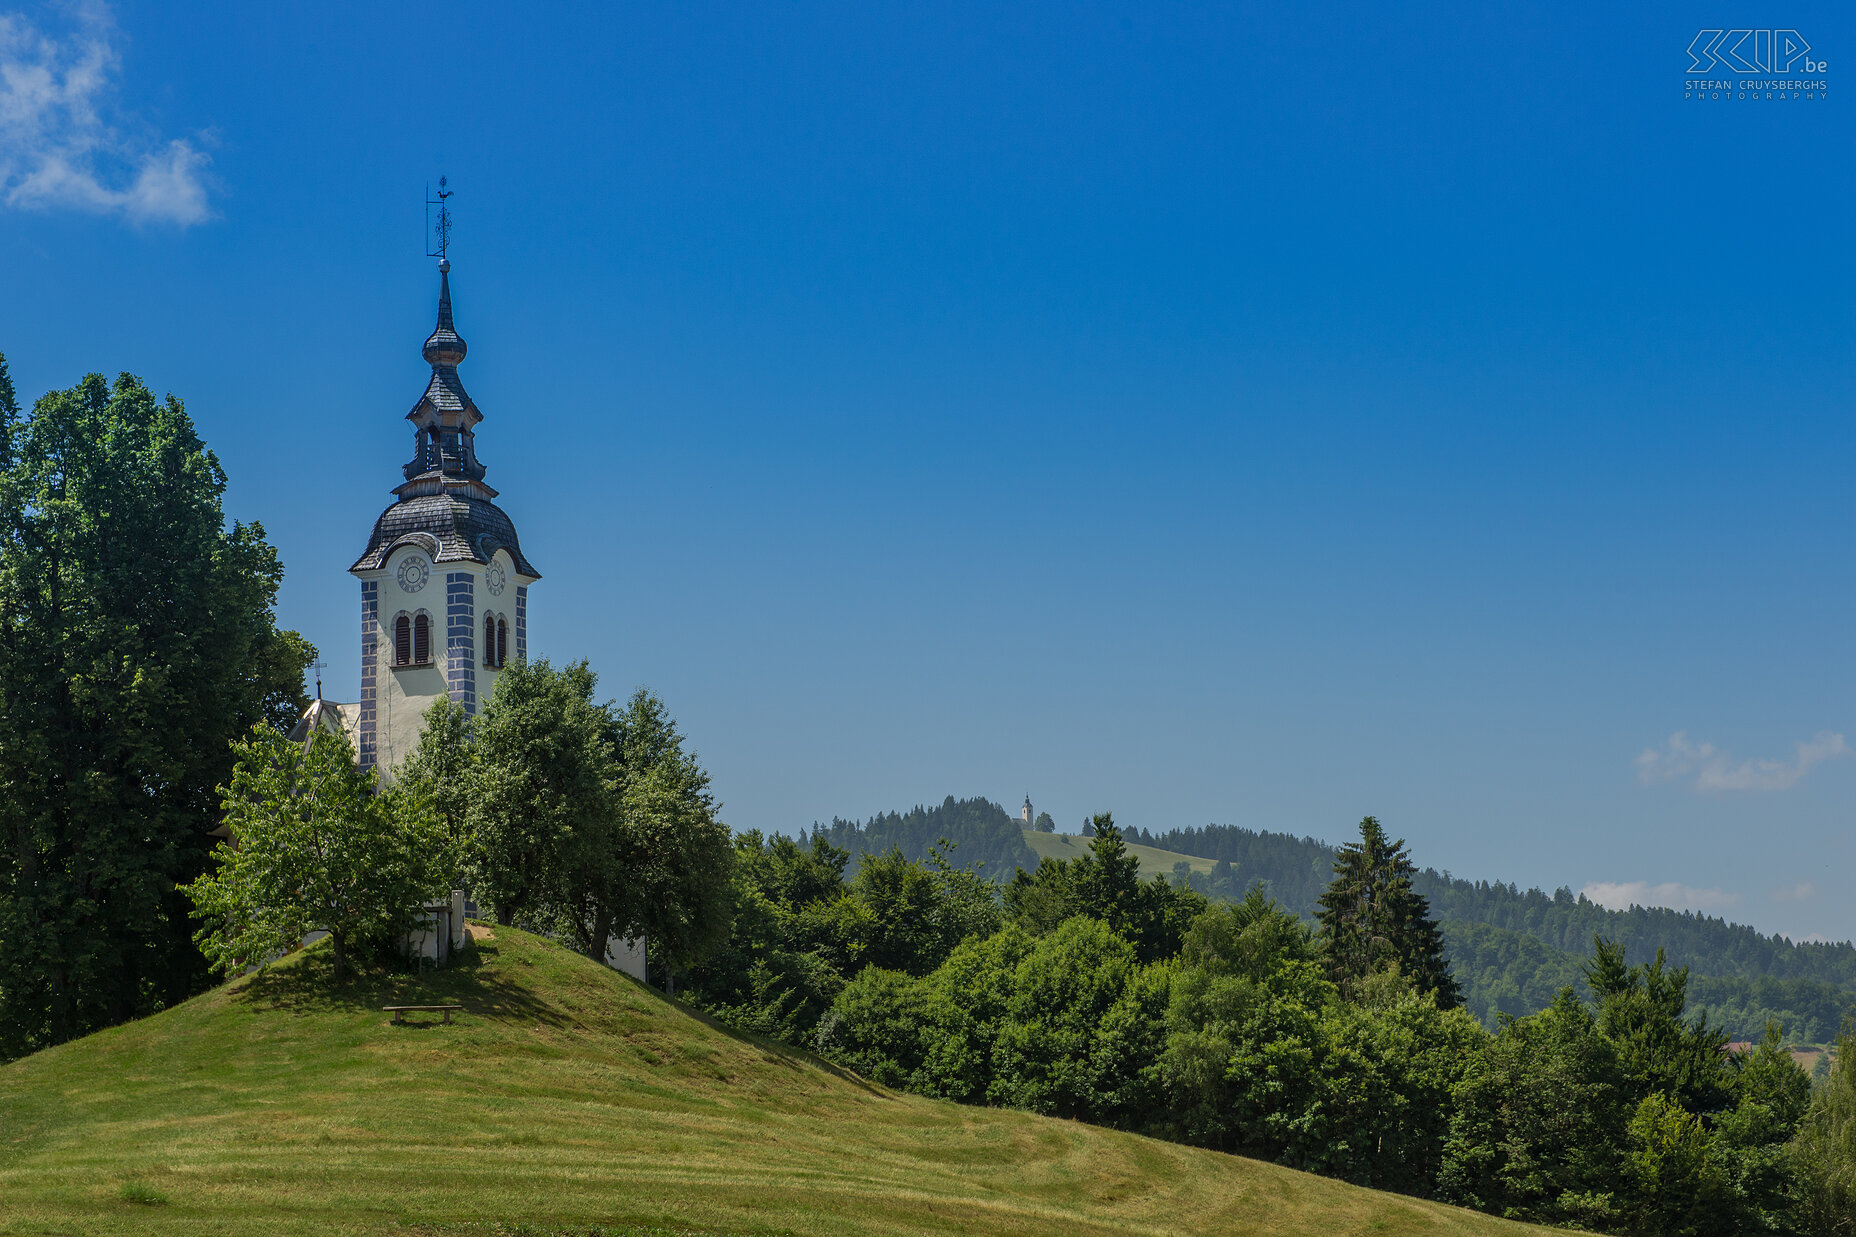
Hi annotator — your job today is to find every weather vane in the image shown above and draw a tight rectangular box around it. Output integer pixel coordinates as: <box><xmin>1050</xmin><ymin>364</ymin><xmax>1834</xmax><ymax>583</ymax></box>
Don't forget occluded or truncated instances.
<box><xmin>425</xmin><ymin>176</ymin><xmax>453</xmax><ymax>261</ymax></box>
<box><xmin>311</xmin><ymin>658</ymin><xmax>327</xmax><ymax>700</ymax></box>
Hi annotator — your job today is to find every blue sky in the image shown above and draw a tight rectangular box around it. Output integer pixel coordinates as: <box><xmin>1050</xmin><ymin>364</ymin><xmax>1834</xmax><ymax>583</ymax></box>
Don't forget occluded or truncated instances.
<box><xmin>2</xmin><ymin>2</ymin><xmax>1853</xmax><ymax>941</ymax></box>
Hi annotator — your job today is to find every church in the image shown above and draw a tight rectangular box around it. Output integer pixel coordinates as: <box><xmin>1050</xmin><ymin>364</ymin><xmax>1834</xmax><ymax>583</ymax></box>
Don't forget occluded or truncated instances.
<box><xmin>295</xmin><ymin>256</ymin><xmax>647</xmax><ymax>980</ymax></box>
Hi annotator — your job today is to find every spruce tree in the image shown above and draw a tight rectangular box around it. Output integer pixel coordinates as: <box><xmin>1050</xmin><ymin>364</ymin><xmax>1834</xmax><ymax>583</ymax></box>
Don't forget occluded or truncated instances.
<box><xmin>1315</xmin><ymin>816</ymin><xmax>1460</xmax><ymax>1007</ymax></box>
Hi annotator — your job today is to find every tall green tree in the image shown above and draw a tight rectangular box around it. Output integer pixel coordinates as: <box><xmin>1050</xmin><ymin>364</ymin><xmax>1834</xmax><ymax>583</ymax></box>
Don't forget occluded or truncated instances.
<box><xmin>595</xmin><ymin>689</ymin><xmax>733</xmax><ymax>975</ymax></box>
<box><xmin>466</xmin><ymin>659</ymin><xmax>617</xmax><ymax>928</ymax></box>
<box><xmin>1790</xmin><ymin>1029</ymin><xmax>1856</xmax><ymax>1236</ymax></box>
<box><xmin>183</xmin><ymin>727</ymin><xmax>453</xmax><ymax>979</ymax></box>
<box><xmin>1316</xmin><ymin>816</ymin><xmax>1460</xmax><ymax>1007</ymax></box>
<box><xmin>1584</xmin><ymin>937</ymin><xmax>1733</xmax><ymax>1115</ymax></box>
<box><xmin>397</xmin><ymin>695</ymin><xmax>475</xmax><ymax>861</ymax></box>
<box><xmin>0</xmin><ymin>368</ymin><xmax>312</xmax><ymax>1056</ymax></box>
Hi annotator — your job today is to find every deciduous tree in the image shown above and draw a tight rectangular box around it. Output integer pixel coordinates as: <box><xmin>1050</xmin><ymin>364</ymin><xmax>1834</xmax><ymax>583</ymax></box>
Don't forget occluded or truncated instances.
<box><xmin>0</xmin><ymin>367</ymin><xmax>312</xmax><ymax>1055</ymax></box>
<box><xmin>467</xmin><ymin>659</ymin><xmax>616</xmax><ymax>928</ymax></box>
<box><xmin>184</xmin><ymin>727</ymin><xmax>452</xmax><ymax>979</ymax></box>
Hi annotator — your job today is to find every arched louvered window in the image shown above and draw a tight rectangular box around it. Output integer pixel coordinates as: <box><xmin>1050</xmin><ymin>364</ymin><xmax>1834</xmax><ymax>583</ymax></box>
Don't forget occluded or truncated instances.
<box><xmin>483</xmin><ymin>613</ymin><xmax>497</xmax><ymax>667</ymax></box>
<box><xmin>413</xmin><ymin>613</ymin><xmax>431</xmax><ymax>665</ymax></box>
<box><xmin>497</xmin><ymin>618</ymin><xmax>508</xmax><ymax>668</ymax></box>
<box><xmin>395</xmin><ymin>614</ymin><xmax>412</xmax><ymax>666</ymax></box>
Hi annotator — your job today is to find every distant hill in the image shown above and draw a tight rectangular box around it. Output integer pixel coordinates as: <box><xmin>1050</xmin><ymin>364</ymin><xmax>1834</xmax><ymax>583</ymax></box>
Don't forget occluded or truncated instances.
<box><xmin>0</xmin><ymin>925</ymin><xmax>1558</xmax><ymax>1237</ymax></box>
<box><xmin>810</xmin><ymin>794</ymin><xmax>1039</xmax><ymax>879</ymax></box>
<box><xmin>1022</xmin><ymin>828</ymin><xmax>1216</xmax><ymax>881</ymax></box>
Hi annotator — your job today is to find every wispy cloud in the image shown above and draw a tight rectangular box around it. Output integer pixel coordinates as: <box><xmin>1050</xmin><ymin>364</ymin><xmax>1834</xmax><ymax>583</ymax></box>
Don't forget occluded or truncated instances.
<box><xmin>1635</xmin><ymin>730</ymin><xmax>1848</xmax><ymax>792</ymax></box>
<box><xmin>0</xmin><ymin>5</ymin><xmax>212</xmax><ymax>224</ymax></box>
<box><xmin>1772</xmin><ymin>881</ymin><xmax>1817</xmax><ymax>902</ymax></box>
<box><xmin>1581</xmin><ymin>880</ymin><xmax>1742</xmax><ymax>914</ymax></box>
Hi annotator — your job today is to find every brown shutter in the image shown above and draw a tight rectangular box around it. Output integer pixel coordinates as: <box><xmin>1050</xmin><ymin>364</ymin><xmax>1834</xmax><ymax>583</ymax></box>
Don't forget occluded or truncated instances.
<box><xmin>395</xmin><ymin>615</ymin><xmax>412</xmax><ymax>666</ymax></box>
<box><xmin>414</xmin><ymin>614</ymin><xmax>430</xmax><ymax>665</ymax></box>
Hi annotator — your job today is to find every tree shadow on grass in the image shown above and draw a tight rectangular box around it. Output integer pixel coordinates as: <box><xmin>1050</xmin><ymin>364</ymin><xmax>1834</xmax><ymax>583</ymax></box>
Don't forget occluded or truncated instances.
<box><xmin>234</xmin><ymin>937</ymin><xmax>581</xmax><ymax>1031</ymax></box>
<box><xmin>232</xmin><ymin>931</ymin><xmax>891</xmax><ymax>1097</ymax></box>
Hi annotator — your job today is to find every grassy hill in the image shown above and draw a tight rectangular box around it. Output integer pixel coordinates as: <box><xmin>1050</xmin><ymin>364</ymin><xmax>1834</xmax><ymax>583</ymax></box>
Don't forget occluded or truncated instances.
<box><xmin>1021</xmin><ymin>829</ymin><xmax>1215</xmax><ymax>883</ymax></box>
<box><xmin>0</xmin><ymin>926</ymin><xmax>1552</xmax><ymax>1237</ymax></box>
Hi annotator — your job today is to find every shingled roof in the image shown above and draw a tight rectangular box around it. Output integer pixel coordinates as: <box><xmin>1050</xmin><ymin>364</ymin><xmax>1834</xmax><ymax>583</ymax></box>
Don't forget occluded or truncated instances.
<box><xmin>351</xmin><ymin>487</ymin><xmax>538</xmax><ymax>576</ymax></box>
<box><xmin>350</xmin><ymin>260</ymin><xmax>540</xmax><ymax>580</ymax></box>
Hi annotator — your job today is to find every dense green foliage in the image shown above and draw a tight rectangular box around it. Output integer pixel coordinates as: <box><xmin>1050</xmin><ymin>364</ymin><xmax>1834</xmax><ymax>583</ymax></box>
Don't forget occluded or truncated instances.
<box><xmin>1792</xmin><ymin>1031</ymin><xmax>1856</xmax><ymax>1234</ymax></box>
<box><xmin>1139</xmin><ymin>821</ymin><xmax>1856</xmax><ymax>990</ymax></box>
<box><xmin>684</xmin><ymin>829</ymin><xmax>1001</xmax><ymax>1035</ymax></box>
<box><xmin>1132</xmin><ymin>820</ymin><xmax>1856</xmax><ymax>1041</ymax></box>
<box><xmin>184</xmin><ymin>727</ymin><xmax>454</xmax><ymax>978</ymax></box>
<box><xmin>1441</xmin><ymin>921</ymin><xmax>1856</xmax><ymax>1041</ymax></box>
<box><xmin>462</xmin><ymin>660</ymin><xmax>617</xmax><ymax>929</ymax></box>
<box><xmin>812</xmin><ymin>795</ymin><xmax>1037</xmax><ymax>880</ymax></box>
<box><xmin>0</xmin><ymin>365</ymin><xmax>312</xmax><ymax>1057</ymax></box>
<box><xmin>811</xmin><ymin>801</ymin><xmax>1855</xmax><ymax>1039</ymax></box>
<box><xmin>403</xmin><ymin>665</ymin><xmax>733</xmax><ymax>969</ymax></box>
<box><xmin>1002</xmin><ymin>815</ymin><xmax>1207</xmax><ymax>963</ymax></box>
<box><xmin>1142</xmin><ymin>823</ymin><xmax>1341</xmax><ymax>909</ymax></box>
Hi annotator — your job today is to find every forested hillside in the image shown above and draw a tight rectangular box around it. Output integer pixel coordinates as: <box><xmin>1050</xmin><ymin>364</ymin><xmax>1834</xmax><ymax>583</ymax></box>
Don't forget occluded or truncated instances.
<box><xmin>1135</xmin><ymin>822</ymin><xmax>1856</xmax><ymax>1039</ymax></box>
<box><xmin>809</xmin><ymin>803</ymin><xmax>1856</xmax><ymax>1039</ymax></box>
<box><xmin>811</xmin><ymin>795</ymin><xmax>1038</xmax><ymax>878</ymax></box>
<box><xmin>1139</xmin><ymin>823</ymin><xmax>1856</xmax><ymax>973</ymax></box>
<box><xmin>1442</xmin><ymin>920</ymin><xmax>1856</xmax><ymax>1040</ymax></box>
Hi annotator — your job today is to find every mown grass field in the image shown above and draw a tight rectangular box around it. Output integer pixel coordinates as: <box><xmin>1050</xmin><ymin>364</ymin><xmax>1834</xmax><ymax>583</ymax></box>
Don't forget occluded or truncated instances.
<box><xmin>0</xmin><ymin>925</ymin><xmax>1551</xmax><ymax>1237</ymax></box>
<box><xmin>1021</xmin><ymin>829</ymin><xmax>1216</xmax><ymax>882</ymax></box>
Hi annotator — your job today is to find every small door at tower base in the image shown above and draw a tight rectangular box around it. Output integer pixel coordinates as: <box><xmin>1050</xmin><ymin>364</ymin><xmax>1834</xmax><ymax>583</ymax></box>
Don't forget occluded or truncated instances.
<box><xmin>605</xmin><ymin>933</ymin><xmax>646</xmax><ymax>982</ymax></box>
<box><xmin>402</xmin><ymin>890</ymin><xmax>470</xmax><ymax>964</ymax></box>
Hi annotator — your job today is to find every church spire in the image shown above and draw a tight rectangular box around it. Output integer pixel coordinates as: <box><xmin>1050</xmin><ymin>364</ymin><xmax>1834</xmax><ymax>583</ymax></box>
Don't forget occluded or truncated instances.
<box><xmin>422</xmin><ymin>258</ymin><xmax>467</xmax><ymax>368</ymax></box>
<box><xmin>401</xmin><ymin>256</ymin><xmax>487</xmax><ymax>486</ymax></box>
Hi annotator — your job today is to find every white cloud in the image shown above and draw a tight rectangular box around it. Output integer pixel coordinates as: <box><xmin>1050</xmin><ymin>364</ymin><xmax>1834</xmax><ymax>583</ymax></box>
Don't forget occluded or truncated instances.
<box><xmin>1635</xmin><ymin>730</ymin><xmax>1848</xmax><ymax>792</ymax></box>
<box><xmin>1581</xmin><ymin>880</ymin><xmax>1742</xmax><ymax>914</ymax></box>
<box><xmin>1772</xmin><ymin>881</ymin><xmax>1818</xmax><ymax>902</ymax></box>
<box><xmin>0</xmin><ymin>5</ymin><xmax>212</xmax><ymax>224</ymax></box>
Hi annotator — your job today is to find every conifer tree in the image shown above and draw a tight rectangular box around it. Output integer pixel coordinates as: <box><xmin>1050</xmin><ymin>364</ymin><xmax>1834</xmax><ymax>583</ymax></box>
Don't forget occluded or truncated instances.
<box><xmin>1315</xmin><ymin>816</ymin><xmax>1460</xmax><ymax>1007</ymax></box>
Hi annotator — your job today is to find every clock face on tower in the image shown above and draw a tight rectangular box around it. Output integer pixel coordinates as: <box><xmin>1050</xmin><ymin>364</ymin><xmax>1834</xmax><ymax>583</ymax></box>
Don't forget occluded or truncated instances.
<box><xmin>485</xmin><ymin>562</ymin><xmax>507</xmax><ymax>596</ymax></box>
<box><xmin>397</xmin><ymin>555</ymin><xmax>431</xmax><ymax>594</ymax></box>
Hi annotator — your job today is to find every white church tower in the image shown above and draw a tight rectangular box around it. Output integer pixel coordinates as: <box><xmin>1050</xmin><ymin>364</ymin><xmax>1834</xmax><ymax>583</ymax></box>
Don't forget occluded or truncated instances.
<box><xmin>348</xmin><ymin>257</ymin><xmax>540</xmax><ymax>773</ymax></box>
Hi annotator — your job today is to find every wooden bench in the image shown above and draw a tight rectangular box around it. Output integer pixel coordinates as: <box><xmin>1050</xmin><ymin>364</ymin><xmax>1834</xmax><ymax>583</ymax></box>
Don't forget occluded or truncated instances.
<box><xmin>384</xmin><ymin>1004</ymin><xmax>462</xmax><ymax>1024</ymax></box>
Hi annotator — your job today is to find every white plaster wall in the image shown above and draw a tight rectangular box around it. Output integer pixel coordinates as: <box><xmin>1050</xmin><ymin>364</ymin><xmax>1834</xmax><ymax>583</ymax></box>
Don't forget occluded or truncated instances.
<box><xmin>605</xmin><ymin>935</ymin><xmax>646</xmax><ymax>982</ymax></box>
<box><xmin>361</xmin><ymin>547</ymin><xmax>536</xmax><ymax>778</ymax></box>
